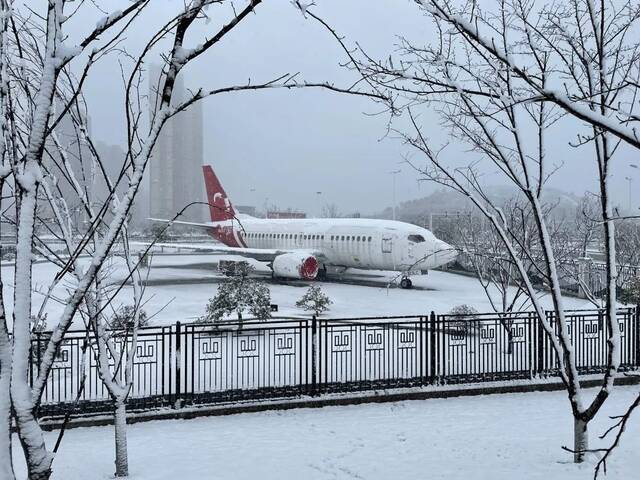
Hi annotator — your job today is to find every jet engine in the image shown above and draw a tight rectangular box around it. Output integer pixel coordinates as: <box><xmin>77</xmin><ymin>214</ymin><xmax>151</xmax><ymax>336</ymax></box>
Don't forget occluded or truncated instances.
<box><xmin>272</xmin><ymin>253</ymin><xmax>319</xmax><ymax>280</ymax></box>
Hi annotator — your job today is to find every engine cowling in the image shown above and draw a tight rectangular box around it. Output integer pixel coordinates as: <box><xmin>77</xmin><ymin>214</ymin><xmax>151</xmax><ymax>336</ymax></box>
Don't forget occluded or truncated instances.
<box><xmin>272</xmin><ymin>253</ymin><xmax>319</xmax><ymax>280</ymax></box>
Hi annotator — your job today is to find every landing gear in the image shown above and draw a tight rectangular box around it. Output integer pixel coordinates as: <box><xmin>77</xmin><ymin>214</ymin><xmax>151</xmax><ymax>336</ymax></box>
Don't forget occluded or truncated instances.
<box><xmin>317</xmin><ymin>265</ymin><xmax>328</xmax><ymax>281</ymax></box>
<box><xmin>400</xmin><ymin>277</ymin><xmax>413</xmax><ymax>289</ymax></box>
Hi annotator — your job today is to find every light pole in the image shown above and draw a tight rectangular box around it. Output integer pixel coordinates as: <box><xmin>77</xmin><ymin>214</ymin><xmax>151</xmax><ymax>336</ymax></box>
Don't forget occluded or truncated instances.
<box><xmin>625</xmin><ymin>176</ymin><xmax>633</xmax><ymax>211</ymax></box>
<box><xmin>389</xmin><ymin>169</ymin><xmax>401</xmax><ymax>221</ymax></box>
<box><xmin>316</xmin><ymin>191</ymin><xmax>322</xmax><ymax>217</ymax></box>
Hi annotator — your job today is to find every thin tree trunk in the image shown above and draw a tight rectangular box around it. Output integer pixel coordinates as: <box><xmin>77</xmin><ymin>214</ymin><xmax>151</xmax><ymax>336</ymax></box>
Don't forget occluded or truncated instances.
<box><xmin>0</xmin><ymin>319</ymin><xmax>15</xmax><ymax>480</ymax></box>
<box><xmin>114</xmin><ymin>399</ymin><xmax>129</xmax><ymax>477</ymax></box>
<box><xmin>12</xmin><ymin>191</ymin><xmax>53</xmax><ymax>480</ymax></box>
<box><xmin>573</xmin><ymin>417</ymin><xmax>588</xmax><ymax>463</ymax></box>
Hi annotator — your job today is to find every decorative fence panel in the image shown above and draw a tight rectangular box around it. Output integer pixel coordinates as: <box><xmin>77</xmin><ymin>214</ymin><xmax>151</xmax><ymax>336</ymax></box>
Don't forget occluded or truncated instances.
<box><xmin>30</xmin><ymin>308</ymin><xmax>640</xmax><ymax>418</ymax></box>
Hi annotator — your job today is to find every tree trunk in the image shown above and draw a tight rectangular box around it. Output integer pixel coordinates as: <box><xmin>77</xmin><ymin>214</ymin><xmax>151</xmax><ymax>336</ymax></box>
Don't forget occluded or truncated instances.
<box><xmin>573</xmin><ymin>417</ymin><xmax>588</xmax><ymax>463</ymax></box>
<box><xmin>114</xmin><ymin>399</ymin><xmax>129</xmax><ymax>477</ymax></box>
<box><xmin>506</xmin><ymin>327</ymin><xmax>513</xmax><ymax>355</ymax></box>
<box><xmin>12</xmin><ymin>192</ymin><xmax>52</xmax><ymax>480</ymax></box>
<box><xmin>237</xmin><ymin>311</ymin><xmax>243</xmax><ymax>332</ymax></box>
<box><xmin>14</xmin><ymin>407</ymin><xmax>52</xmax><ymax>480</ymax></box>
<box><xmin>0</xmin><ymin>327</ymin><xmax>15</xmax><ymax>480</ymax></box>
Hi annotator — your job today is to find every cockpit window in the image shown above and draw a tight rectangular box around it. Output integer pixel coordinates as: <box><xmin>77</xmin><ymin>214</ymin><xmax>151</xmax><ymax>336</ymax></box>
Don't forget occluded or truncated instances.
<box><xmin>408</xmin><ymin>234</ymin><xmax>425</xmax><ymax>243</ymax></box>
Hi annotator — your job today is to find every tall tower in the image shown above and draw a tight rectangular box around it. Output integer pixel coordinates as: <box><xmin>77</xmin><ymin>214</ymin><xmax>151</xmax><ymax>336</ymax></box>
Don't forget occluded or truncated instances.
<box><xmin>149</xmin><ymin>65</ymin><xmax>205</xmax><ymax>222</ymax></box>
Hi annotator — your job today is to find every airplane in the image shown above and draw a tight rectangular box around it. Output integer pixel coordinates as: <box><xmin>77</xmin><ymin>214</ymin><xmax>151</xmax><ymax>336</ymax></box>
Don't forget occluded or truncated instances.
<box><xmin>150</xmin><ymin>165</ymin><xmax>459</xmax><ymax>289</ymax></box>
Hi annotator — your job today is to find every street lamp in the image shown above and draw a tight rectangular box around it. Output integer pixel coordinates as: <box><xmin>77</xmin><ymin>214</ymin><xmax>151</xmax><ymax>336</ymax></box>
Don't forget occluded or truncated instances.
<box><xmin>316</xmin><ymin>191</ymin><xmax>322</xmax><ymax>217</ymax></box>
<box><xmin>389</xmin><ymin>169</ymin><xmax>401</xmax><ymax>221</ymax></box>
<box><xmin>625</xmin><ymin>176</ymin><xmax>633</xmax><ymax>211</ymax></box>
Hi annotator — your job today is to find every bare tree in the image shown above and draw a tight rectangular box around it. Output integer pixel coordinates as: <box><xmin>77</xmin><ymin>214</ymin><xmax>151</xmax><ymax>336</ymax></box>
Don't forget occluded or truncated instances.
<box><xmin>321</xmin><ymin>203</ymin><xmax>341</xmax><ymax>218</ymax></box>
<box><xmin>0</xmin><ymin>3</ymin><xmax>13</xmax><ymax>477</ymax></box>
<box><xmin>615</xmin><ymin>219</ymin><xmax>640</xmax><ymax>287</ymax></box>
<box><xmin>455</xmin><ymin>205</ymin><xmax>531</xmax><ymax>353</ymax></box>
<box><xmin>312</xmin><ymin>0</ymin><xmax>640</xmax><ymax>464</ymax></box>
<box><xmin>0</xmin><ymin>1</ymin><xmax>384</xmax><ymax>478</ymax></box>
<box><xmin>575</xmin><ymin>194</ymin><xmax>602</xmax><ymax>259</ymax></box>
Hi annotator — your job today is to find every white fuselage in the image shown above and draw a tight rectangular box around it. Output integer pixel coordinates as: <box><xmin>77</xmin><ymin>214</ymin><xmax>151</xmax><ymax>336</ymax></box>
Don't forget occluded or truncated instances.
<box><xmin>215</xmin><ymin>217</ymin><xmax>457</xmax><ymax>272</ymax></box>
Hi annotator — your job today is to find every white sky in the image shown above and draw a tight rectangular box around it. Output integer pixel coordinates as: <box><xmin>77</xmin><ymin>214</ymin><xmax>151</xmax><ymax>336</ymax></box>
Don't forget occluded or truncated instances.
<box><xmin>55</xmin><ymin>0</ymin><xmax>640</xmax><ymax>215</ymax></box>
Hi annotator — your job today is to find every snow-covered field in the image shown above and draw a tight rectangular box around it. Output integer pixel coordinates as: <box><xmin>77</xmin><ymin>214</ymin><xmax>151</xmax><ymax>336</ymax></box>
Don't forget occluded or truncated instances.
<box><xmin>18</xmin><ymin>252</ymin><xmax>597</xmax><ymax>327</ymax></box>
<box><xmin>12</xmin><ymin>386</ymin><xmax>640</xmax><ymax>479</ymax></box>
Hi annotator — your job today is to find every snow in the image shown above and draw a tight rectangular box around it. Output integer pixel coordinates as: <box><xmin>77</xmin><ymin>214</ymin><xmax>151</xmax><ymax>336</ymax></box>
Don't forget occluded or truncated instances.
<box><xmin>173</xmin><ymin>46</ymin><xmax>193</xmax><ymax>64</ymax></box>
<box><xmin>95</xmin><ymin>10</ymin><xmax>122</xmax><ymax>30</ymax></box>
<box><xmin>10</xmin><ymin>253</ymin><xmax>595</xmax><ymax>327</ymax></box>
<box><xmin>12</xmin><ymin>385</ymin><xmax>640</xmax><ymax>479</ymax></box>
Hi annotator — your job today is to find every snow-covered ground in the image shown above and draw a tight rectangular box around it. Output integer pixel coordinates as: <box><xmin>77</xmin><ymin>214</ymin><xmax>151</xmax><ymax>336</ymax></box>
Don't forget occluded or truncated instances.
<box><xmin>17</xmin><ymin>252</ymin><xmax>597</xmax><ymax>327</ymax></box>
<box><xmin>12</xmin><ymin>386</ymin><xmax>640</xmax><ymax>479</ymax></box>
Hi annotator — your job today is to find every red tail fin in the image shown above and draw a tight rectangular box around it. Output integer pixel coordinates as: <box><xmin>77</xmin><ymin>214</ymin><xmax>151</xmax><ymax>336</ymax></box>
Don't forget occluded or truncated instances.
<box><xmin>202</xmin><ymin>165</ymin><xmax>235</xmax><ymax>222</ymax></box>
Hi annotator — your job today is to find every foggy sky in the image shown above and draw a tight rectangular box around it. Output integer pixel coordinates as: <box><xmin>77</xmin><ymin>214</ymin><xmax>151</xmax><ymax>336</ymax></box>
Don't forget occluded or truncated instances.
<box><xmin>61</xmin><ymin>0</ymin><xmax>640</xmax><ymax>217</ymax></box>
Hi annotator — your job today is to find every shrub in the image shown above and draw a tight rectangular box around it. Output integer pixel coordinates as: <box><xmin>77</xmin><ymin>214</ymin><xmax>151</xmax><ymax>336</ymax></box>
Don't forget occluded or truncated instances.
<box><xmin>448</xmin><ymin>304</ymin><xmax>480</xmax><ymax>334</ymax></box>
<box><xmin>109</xmin><ymin>305</ymin><xmax>149</xmax><ymax>331</ymax></box>
<box><xmin>296</xmin><ymin>285</ymin><xmax>332</xmax><ymax>316</ymax></box>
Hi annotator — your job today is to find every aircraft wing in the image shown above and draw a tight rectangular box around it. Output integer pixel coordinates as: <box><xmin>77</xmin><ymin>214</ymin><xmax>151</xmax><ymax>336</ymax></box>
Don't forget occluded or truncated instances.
<box><xmin>145</xmin><ymin>218</ymin><xmax>326</xmax><ymax>262</ymax></box>
<box><xmin>148</xmin><ymin>218</ymin><xmax>214</xmax><ymax>229</ymax></box>
<box><xmin>134</xmin><ymin>241</ymin><xmax>325</xmax><ymax>263</ymax></box>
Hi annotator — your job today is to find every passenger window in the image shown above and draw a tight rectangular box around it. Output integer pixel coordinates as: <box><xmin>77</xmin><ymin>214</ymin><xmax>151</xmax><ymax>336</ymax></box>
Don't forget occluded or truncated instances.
<box><xmin>368</xmin><ymin>237</ymin><xmax>372</xmax><ymax>242</ymax></box>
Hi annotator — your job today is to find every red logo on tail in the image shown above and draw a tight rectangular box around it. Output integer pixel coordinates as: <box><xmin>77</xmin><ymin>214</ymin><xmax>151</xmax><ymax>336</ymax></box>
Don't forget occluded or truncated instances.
<box><xmin>202</xmin><ymin>165</ymin><xmax>235</xmax><ymax>222</ymax></box>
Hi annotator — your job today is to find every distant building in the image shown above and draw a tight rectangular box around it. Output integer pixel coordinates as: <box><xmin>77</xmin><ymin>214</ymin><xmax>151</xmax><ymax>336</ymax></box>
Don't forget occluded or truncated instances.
<box><xmin>236</xmin><ymin>205</ymin><xmax>257</xmax><ymax>217</ymax></box>
<box><xmin>149</xmin><ymin>65</ymin><xmax>205</xmax><ymax>222</ymax></box>
<box><xmin>266</xmin><ymin>210</ymin><xmax>306</xmax><ymax>219</ymax></box>
<box><xmin>93</xmin><ymin>141</ymin><xmax>126</xmax><ymax>201</ymax></box>
<box><xmin>93</xmin><ymin>141</ymin><xmax>150</xmax><ymax>228</ymax></box>
<box><xmin>42</xmin><ymin>111</ymin><xmax>93</xmax><ymax>230</ymax></box>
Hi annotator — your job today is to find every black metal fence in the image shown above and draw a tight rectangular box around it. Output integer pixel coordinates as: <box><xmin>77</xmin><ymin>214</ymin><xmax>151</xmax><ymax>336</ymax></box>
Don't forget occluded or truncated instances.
<box><xmin>31</xmin><ymin>308</ymin><xmax>640</xmax><ymax>417</ymax></box>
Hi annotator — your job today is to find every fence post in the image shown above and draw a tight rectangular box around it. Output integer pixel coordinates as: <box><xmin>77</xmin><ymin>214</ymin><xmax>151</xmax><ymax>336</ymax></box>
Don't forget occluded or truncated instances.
<box><xmin>174</xmin><ymin>321</ymin><xmax>182</xmax><ymax>408</ymax></box>
<box><xmin>311</xmin><ymin>315</ymin><xmax>318</xmax><ymax>396</ymax></box>
<box><xmin>528</xmin><ymin>312</ymin><xmax>533</xmax><ymax>379</ymax></box>
<box><xmin>419</xmin><ymin>316</ymin><xmax>424</xmax><ymax>385</ymax></box>
<box><xmin>536</xmin><ymin>312</ymin><xmax>544</xmax><ymax>377</ymax></box>
<box><xmin>635</xmin><ymin>305</ymin><xmax>640</xmax><ymax>367</ymax></box>
<box><xmin>429</xmin><ymin>311</ymin><xmax>437</xmax><ymax>384</ymax></box>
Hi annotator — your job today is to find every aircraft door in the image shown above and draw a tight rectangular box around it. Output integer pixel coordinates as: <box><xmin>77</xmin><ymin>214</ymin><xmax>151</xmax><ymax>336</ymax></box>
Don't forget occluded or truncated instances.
<box><xmin>382</xmin><ymin>235</ymin><xmax>393</xmax><ymax>253</ymax></box>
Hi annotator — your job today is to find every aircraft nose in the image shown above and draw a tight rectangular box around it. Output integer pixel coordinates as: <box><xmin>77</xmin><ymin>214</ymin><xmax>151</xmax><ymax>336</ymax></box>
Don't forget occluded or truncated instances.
<box><xmin>437</xmin><ymin>241</ymin><xmax>459</xmax><ymax>266</ymax></box>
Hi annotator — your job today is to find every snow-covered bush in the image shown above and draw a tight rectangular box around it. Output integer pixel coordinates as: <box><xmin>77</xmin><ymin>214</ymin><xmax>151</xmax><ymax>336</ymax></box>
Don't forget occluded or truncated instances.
<box><xmin>30</xmin><ymin>315</ymin><xmax>49</xmax><ymax>364</ymax></box>
<box><xmin>619</xmin><ymin>277</ymin><xmax>640</xmax><ymax>305</ymax></box>
<box><xmin>199</xmin><ymin>265</ymin><xmax>271</xmax><ymax>329</ymax></box>
<box><xmin>448</xmin><ymin>304</ymin><xmax>480</xmax><ymax>334</ymax></box>
<box><xmin>296</xmin><ymin>285</ymin><xmax>333</xmax><ymax>316</ymax></box>
<box><xmin>109</xmin><ymin>306</ymin><xmax>149</xmax><ymax>332</ymax></box>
